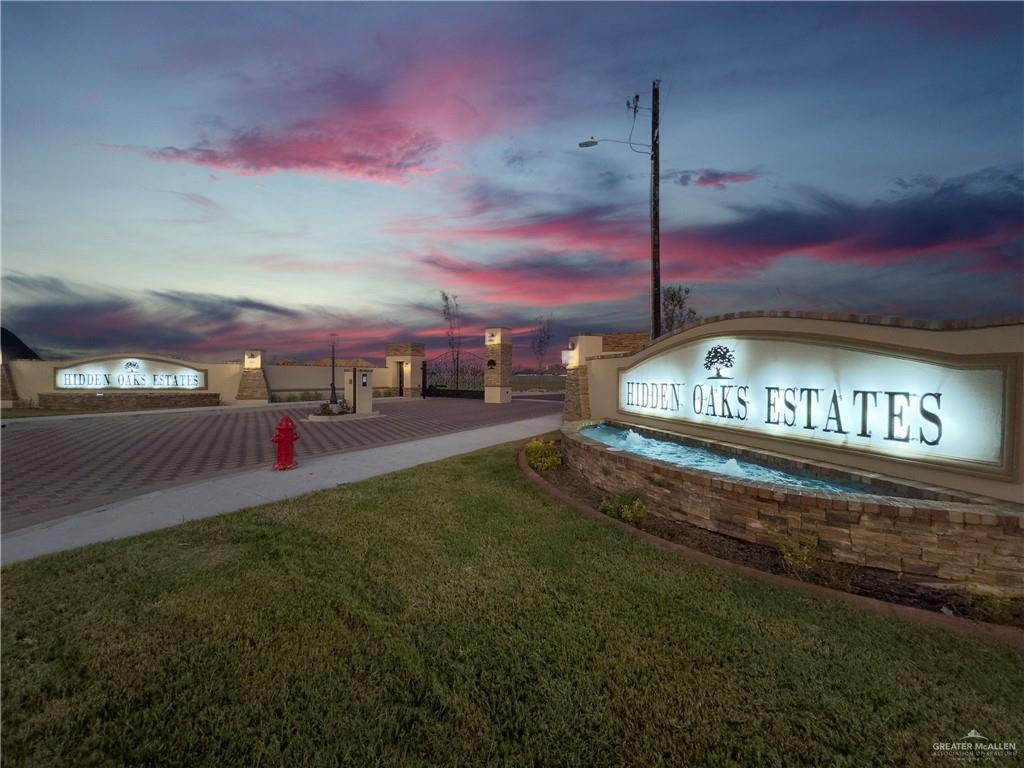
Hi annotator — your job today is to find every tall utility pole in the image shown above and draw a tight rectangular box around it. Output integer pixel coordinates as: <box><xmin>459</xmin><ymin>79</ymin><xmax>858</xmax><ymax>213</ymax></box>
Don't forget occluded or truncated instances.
<box><xmin>650</xmin><ymin>79</ymin><xmax>661</xmax><ymax>340</ymax></box>
<box><xmin>578</xmin><ymin>78</ymin><xmax>662</xmax><ymax>340</ymax></box>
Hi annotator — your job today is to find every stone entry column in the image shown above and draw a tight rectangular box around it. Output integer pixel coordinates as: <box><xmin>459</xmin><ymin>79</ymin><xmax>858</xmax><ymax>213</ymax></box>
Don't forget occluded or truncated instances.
<box><xmin>484</xmin><ymin>327</ymin><xmax>511</xmax><ymax>404</ymax></box>
<box><xmin>235</xmin><ymin>349</ymin><xmax>269</xmax><ymax>403</ymax></box>
<box><xmin>385</xmin><ymin>343</ymin><xmax>424</xmax><ymax>397</ymax></box>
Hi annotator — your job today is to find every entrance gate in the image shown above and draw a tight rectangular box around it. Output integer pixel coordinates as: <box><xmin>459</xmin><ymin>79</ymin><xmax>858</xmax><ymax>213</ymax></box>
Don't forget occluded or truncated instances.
<box><xmin>422</xmin><ymin>350</ymin><xmax>485</xmax><ymax>399</ymax></box>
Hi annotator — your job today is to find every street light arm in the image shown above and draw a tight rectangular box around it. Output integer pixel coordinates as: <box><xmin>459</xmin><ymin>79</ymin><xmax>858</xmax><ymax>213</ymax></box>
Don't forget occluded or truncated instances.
<box><xmin>578</xmin><ymin>137</ymin><xmax>651</xmax><ymax>150</ymax></box>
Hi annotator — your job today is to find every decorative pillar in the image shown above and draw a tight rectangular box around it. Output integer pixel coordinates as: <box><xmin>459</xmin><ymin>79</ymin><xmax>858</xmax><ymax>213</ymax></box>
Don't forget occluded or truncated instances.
<box><xmin>484</xmin><ymin>327</ymin><xmax>512</xmax><ymax>404</ymax></box>
<box><xmin>385</xmin><ymin>343</ymin><xmax>424</xmax><ymax>397</ymax></box>
<box><xmin>235</xmin><ymin>349</ymin><xmax>269</xmax><ymax>402</ymax></box>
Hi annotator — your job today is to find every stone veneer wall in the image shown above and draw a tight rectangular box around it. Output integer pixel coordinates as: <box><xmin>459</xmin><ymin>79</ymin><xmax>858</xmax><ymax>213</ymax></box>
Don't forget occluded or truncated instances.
<box><xmin>385</xmin><ymin>343</ymin><xmax>425</xmax><ymax>357</ymax></box>
<box><xmin>1</xmin><ymin>364</ymin><xmax>19</xmax><ymax>402</ymax></box>
<box><xmin>235</xmin><ymin>369</ymin><xmax>269</xmax><ymax>400</ymax></box>
<box><xmin>600</xmin><ymin>332</ymin><xmax>650</xmax><ymax>353</ymax></box>
<box><xmin>563</xmin><ymin>366</ymin><xmax>590</xmax><ymax>421</ymax></box>
<box><xmin>39</xmin><ymin>392</ymin><xmax>221</xmax><ymax>411</ymax></box>
<box><xmin>484</xmin><ymin>342</ymin><xmax>512</xmax><ymax>388</ymax></box>
<box><xmin>563</xmin><ymin>425</ymin><xmax>1024</xmax><ymax>597</ymax></box>
<box><xmin>380</xmin><ymin>386</ymin><xmax>421</xmax><ymax>398</ymax></box>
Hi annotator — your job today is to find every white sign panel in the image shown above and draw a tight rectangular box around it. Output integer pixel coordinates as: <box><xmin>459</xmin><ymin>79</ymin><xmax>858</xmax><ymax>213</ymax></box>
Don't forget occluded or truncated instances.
<box><xmin>619</xmin><ymin>337</ymin><xmax>1006</xmax><ymax>467</ymax></box>
<box><xmin>56</xmin><ymin>358</ymin><xmax>205</xmax><ymax>390</ymax></box>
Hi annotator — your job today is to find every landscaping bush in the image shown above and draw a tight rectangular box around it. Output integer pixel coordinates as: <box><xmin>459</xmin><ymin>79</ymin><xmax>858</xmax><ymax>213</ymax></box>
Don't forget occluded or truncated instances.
<box><xmin>525</xmin><ymin>439</ymin><xmax>561</xmax><ymax>471</ymax></box>
<box><xmin>774</xmin><ymin>531</ymin><xmax>817</xmax><ymax>580</ymax></box>
<box><xmin>774</xmin><ymin>531</ymin><xmax>853</xmax><ymax>589</ymax></box>
<box><xmin>599</xmin><ymin>492</ymin><xmax>649</xmax><ymax>525</ymax></box>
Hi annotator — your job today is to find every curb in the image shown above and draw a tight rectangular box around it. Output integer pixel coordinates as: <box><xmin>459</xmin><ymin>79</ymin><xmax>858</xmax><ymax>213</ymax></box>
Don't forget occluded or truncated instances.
<box><xmin>517</xmin><ymin>449</ymin><xmax>1024</xmax><ymax>650</ymax></box>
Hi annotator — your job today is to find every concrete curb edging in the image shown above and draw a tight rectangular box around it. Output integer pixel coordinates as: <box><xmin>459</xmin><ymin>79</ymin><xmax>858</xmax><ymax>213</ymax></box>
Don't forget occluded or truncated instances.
<box><xmin>517</xmin><ymin>450</ymin><xmax>1024</xmax><ymax>650</ymax></box>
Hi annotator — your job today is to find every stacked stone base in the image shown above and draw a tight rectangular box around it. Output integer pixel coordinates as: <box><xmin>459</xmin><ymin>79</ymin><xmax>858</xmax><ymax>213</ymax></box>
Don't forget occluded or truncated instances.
<box><xmin>375</xmin><ymin>387</ymin><xmax>421</xmax><ymax>398</ymax></box>
<box><xmin>563</xmin><ymin>366</ymin><xmax>590</xmax><ymax>421</ymax></box>
<box><xmin>39</xmin><ymin>392</ymin><xmax>220</xmax><ymax>411</ymax></box>
<box><xmin>563</xmin><ymin>424</ymin><xmax>1024</xmax><ymax>597</ymax></box>
<box><xmin>1</xmin><ymin>364</ymin><xmax>19</xmax><ymax>403</ymax></box>
<box><xmin>235</xmin><ymin>369</ymin><xmax>269</xmax><ymax>401</ymax></box>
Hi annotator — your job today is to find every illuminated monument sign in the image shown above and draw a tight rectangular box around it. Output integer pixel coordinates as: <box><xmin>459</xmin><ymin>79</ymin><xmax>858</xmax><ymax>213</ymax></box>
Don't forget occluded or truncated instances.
<box><xmin>619</xmin><ymin>336</ymin><xmax>1010</xmax><ymax>470</ymax></box>
<box><xmin>56</xmin><ymin>358</ymin><xmax>205</xmax><ymax>390</ymax></box>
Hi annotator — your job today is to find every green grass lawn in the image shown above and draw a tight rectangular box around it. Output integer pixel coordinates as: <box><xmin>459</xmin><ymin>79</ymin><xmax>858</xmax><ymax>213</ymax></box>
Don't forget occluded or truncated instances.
<box><xmin>511</xmin><ymin>373</ymin><xmax>565</xmax><ymax>392</ymax></box>
<box><xmin>2</xmin><ymin>445</ymin><xmax>1021</xmax><ymax>767</ymax></box>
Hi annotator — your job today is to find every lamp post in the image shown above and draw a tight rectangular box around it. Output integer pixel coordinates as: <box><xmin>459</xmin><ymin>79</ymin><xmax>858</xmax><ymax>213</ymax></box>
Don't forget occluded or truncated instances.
<box><xmin>580</xmin><ymin>79</ymin><xmax>661</xmax><ymax>339</ymax></box>
<box><xmin>329</xmin><ymin>333</ymin><xmax>339</xmax><ymax>405</ymax></box>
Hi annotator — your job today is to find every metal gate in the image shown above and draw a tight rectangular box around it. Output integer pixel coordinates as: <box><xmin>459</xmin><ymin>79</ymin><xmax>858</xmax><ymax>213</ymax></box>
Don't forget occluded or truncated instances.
<box><xmin>421</xmin><ymin>350</ymin><xmax>485</xmax><ymax>399</ymax></box>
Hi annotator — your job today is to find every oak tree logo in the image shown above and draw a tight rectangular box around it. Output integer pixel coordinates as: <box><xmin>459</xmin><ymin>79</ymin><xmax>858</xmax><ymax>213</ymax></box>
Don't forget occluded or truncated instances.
<box><xmin>703</xmin><ymin>345</ymin><xmax>735</xmax><ymax>379</ymax></box>
<box><xmin>123</xmin><ymin>360</ymin><xmax>141</xmax><ymax>373</ymax></box>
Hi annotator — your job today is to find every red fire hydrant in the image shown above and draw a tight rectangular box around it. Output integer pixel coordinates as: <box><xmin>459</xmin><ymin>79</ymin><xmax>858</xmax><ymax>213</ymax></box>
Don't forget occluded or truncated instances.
<box><xmin>272</xmin><ymin>416</ymin><xmax>299</xmax><ymax>470</ymax></box>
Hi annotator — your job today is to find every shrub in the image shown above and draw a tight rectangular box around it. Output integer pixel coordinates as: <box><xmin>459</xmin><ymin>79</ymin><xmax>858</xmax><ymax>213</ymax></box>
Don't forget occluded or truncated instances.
<box><xmin>525</xmin><ymin>439</ymin><xmax>561</xmax><ymax>472</ymax></box>
<box><xmin>773</xmin><ymin>531</ymin><xmax>853</xmax><ymax>588</ymax></box>
<box><xmin>774</xmin><ymin>532</ymin><xmax>817</xmax><ymax>580</ymax></box>
<box><xmin>318</xmin><ymin>403</ymin><xmax>333</xmax><ymax>416</ymax></box>
<box><xmin>959</xmin><ymin>593</ymin><xmax>1022</xmax><ymax>625</ymax></box>
<box><xmin>599</xmin><ymin>492</ymin><xmax>649</xmax><ymax>525</ymax></box>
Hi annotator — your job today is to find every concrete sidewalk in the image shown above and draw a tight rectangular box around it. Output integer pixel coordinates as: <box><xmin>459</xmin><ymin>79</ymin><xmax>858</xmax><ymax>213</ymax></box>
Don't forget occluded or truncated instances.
<box><xmin>2</xmin><ymin>413</ymin><xmax>560</xmax><ymax>565</ymax></box>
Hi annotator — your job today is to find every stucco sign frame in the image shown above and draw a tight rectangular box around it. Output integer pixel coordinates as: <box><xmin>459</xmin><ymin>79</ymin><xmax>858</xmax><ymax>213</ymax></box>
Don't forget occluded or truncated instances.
<box><xmin>617</xmin><ymin>331</ymin><xmax>1021</xmax><ymax>481</ymax></box>
<box><xmin>54</xmin><ymin>356</ymin><xmax>209</xmax><ymax>391</ymax></box>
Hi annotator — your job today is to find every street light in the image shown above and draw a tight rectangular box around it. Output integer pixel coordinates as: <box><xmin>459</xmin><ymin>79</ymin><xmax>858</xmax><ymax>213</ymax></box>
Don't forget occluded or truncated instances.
<box><xmin>579</xmin><ymin>79</ymin><xmax>661</xmax><ymax>339</ymax></box>
<box><xmin>329</xmin><ymin>332</ymin><xmax>339</xmax><ymax>405</ymax></box>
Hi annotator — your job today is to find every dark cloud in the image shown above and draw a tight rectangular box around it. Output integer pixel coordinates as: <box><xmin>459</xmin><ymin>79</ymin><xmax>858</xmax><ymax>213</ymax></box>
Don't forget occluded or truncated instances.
<box><xmin>502</xmin><ymin>147</ymin><xmax>542</xmax><ymax>170</ymax></box>
<box><xmin>667</xmin><ymin>168</ymin><xmax>760</xmax><ymax>190</ymax></box>
<box><xmin>148</xmin><ymin>290</ymin><xmax>300</xmax><ymax>320</ymax></box>
<box><xmin>461</xmin><ymin>180</ymin><xmax>528</xmax><ymax>217</ymax></box>
<box><xmin>0</xmin><ymin>274</ymin><xmax>361</xmax><ymax>360</ymax></box>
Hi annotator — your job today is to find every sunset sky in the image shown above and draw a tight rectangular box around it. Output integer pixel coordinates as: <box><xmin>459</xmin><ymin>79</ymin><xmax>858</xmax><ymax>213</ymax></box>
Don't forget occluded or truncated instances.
<box><xmin>2</xmin><ymin>2</ymin><xmax>1022</xmax><ymax>364</ymax></box>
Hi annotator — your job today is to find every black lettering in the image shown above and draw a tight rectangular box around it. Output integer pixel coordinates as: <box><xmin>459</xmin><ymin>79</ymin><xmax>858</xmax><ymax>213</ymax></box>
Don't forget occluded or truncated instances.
<box><xmin>799</xmin><ymin>388</ymin><xmax>822</xmax><ymax>430</ymax></box>
<box><xmin>705</xmin><ymin>387</ymin><xmax>717</xmax><ymax>416</ymax></box>
<box><xmin>720</xmin><ymin>386</ymin><xmax>734</xmax><ymax>419</ymax></box>
<box><xmin>103</xmin><ymin>374</ymin><xmax>112</xmax><ymax>385</ymax></box>
<box><xmin>693</xmin><ymin>384</ymin><xmax>704</xmax><ymax>415</ymax></box>
<box><xmin>626</xmin><ymin>382</ymin><xmax>633</xmax><ymax>406</ymax></box>
<box><xmin>886</xmin><ymin>391</ymin><xmax>912</xmax><ymax>442</ymax></box>
<box><xmin>660</xmin><ymin>383</ymin><xmax>668</xmax><ymax>410</ymax></box>
<box><xmin>670</xmin><ymin>383</ymin><xmax>682</xmax><ymax>411</ymax></box>
<box><xmin>823</xmin><ymin>390</ymin><xmax>848</xmax><ymax>434</ymax></box>
<box><xmin>736</xmin><ymin>387</ymin><xmax>749</xmax><ymax>421</ymax></box>
<box><xmin>783</xmin><ymin>387</ymin><xmax>798</xmax><ymax>427</ymax></box>
<box><xmin>765</xmin><ymin>387</ymin><xmax>780</xmax><ymax>424</ymax></box>
<box><xmin>853</xmin><ymin>390</ymin><xmax>879</xmax><ymax>438</ymax></box>
<box><xmin>919</xmin><ymin>393</ymin><xmax>942</xmax><ymax>446</ymax></box>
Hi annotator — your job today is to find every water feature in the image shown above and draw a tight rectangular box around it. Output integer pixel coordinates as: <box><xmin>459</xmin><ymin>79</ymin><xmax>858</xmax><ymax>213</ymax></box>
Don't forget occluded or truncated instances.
<box><xmin>581</xmin><ymin>423</ymin><xmax>868</xmax><ymax>494</ymax></box>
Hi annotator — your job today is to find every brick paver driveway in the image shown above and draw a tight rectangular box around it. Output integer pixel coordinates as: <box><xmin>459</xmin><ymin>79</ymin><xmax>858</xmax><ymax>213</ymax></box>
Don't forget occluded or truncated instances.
<box><xmin>1</xmin><ymin>398</ymin><xmax>562</xmax><ymax>532</ymax></box>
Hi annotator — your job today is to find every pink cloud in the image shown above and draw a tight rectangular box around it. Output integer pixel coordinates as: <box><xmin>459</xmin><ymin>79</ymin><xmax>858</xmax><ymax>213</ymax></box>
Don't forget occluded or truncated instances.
<box><xmin>419</xmin><ymin>251</ymin><xmax>645</xmax><ymax>307</ymax></box>
<box><xmin>674</xmin><ymin>169</ymin><xmax>759</xmax><ymax>190</ymax></box>
<box><xmin>125</xmin><ymin>46</ymin><xmax>539</xmax><ymax>183</ymax></box>
<box><xmin>395</xmin><ymin>206</ymin><xmax>650</xmax><ymax>261</ymax></box>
